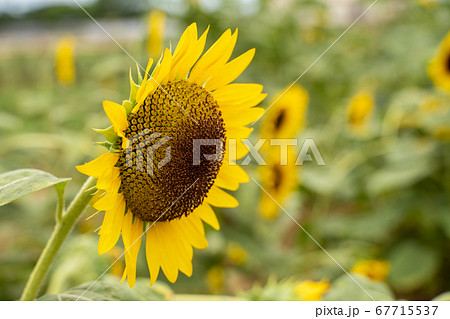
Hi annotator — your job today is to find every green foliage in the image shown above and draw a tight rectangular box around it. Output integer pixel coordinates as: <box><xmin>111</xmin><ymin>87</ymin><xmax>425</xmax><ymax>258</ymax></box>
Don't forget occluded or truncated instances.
<box><xmin>388</xmin><ymin>240</ymin><xmax>440</xmax><ymax>293</ymax></box>
<box><xmin>240</xmin><ymin>276</ymin><xmax>299</xmax><ymax>301</ymax></box>
<box><xmin>323</xmin><ymin>274</ymin><xmax>394</xmax><ymax>301</ymax></box>
<box><xmin>38</xmin><ymin>277</ymin><xmax>174</xmax><ymax>301</ymax></box>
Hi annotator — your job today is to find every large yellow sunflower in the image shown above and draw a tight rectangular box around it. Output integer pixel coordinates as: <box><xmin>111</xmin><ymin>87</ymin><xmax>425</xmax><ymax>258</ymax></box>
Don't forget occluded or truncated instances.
<box><xmin>428</xmin><ymin>32</ymin><xmax>450</xmax><ymax>92</ymax></box>
<box><xmin>76</xmin><ymin>23</ymin><xmax>266</xmax><ymax>287</ymax></box>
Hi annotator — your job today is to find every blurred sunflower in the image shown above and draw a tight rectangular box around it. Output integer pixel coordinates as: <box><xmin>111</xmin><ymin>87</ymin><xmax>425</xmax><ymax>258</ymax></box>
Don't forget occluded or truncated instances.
<box><xmin>226</xmin><ymin>241</ymin><xmax>248</xmax><ymax>266</ymax></box>
<box><xmin>206</xmin><ymin>265</ymin><xmax>224</xmax><ymax>294</ymax></box>
<box><xmin>428</xmin><ymin>32</ymin><xmax>450</xmax><ymax>92</ymax></box>
<box><xmin>346</xmin><ymin>90</ymin><xmax>374</xmax><ymax>133</ymax></box>
<box><xmin>258</xmin><ymin>151</ymin><xmax>297</xmax><ymax>219</ymax></box>
<box><xmin>146</xmin><ymin>10</ymin><xmax>166</xmax><ymax>57</ymax></box>
<box><xmin>55</xmin><ymin>36</ymin><xmax>76</xmax><ymax>86</ymax></box>
<box><xmin>351</xmin><ymin>260</ymin><xmax>390</xmax><ymax>282</ymax></box>
<box><xmin>77</xmin><ymin>23</ymin><xmax>266</xmax><ymax>286</ymax></box>
<box><xmin>258</xmin><ymin>85</ymin><xmax>307</xmax><ymax>219</ymax></box>
<box><xmin>294</xmin><ymin>279</ymin><xmax>330</xmax><ymax>301</ymax></box>
<box><xmin>260</xmin><ymin>85</ymin><xmax>309</xmax><ymax>140</ymax></box>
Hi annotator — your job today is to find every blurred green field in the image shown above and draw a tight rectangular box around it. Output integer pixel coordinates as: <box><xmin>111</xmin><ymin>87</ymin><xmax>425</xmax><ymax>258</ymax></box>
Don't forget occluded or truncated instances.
<box><xmin>0</xmin><ymin>0</ymin><xmax>449</xmax><ymax>301</ymax></box>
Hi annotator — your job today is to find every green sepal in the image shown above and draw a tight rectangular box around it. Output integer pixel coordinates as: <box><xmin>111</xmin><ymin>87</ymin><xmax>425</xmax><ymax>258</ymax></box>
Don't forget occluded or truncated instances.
<box><xmin>122</xmin><ymin>100</ymin><xmax>134</xmax><ymax>115</ymax></box>
<box><xmin>136</xmin><ymin>63</ymin><xmax>143</xmax><ymax>83</ymax></box>
<box><xmin>129</xmin><ymin>68</ymin><xmax>140</xmax><ymax>104</ymax></box>
<box><xmin>95</xmin><ymin>141</ymin><xmax>112</xmax><ymax>150</ymax></box>
<box><xmin>93</xmin><ymin>126</ymin><xmax>118</xmax><ymax>144</ymax></box>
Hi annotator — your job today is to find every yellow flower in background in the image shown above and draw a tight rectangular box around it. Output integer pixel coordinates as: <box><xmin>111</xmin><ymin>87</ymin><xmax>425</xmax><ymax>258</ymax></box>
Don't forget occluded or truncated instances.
<box><xmin>260</xmin><ymin>85</ymin><xmax>309</xmax><ymax>140</ymax></box>
<box><xmin>108</xmin><ymin>247</ymin><xmax>125</xmax><ymax>277</ymax></box>
<box><xmin>429</xmin><ymin>32</ymin><xmax>450</xmax><ymax>92</ymax></box>
<box><xmin>294</xmin><ymin>279</ymin><xmax>330</xmax><ymax>301</ymax></box>
<box><xmin>207</xmin><ymin>266</ymin><xmax>224</xmax><ymax>294</ymax></box>
<box><xmin>259</xmin><ymin>151</ymin><xmax>297</xmax><ymax>220</ymax></box>
<box><xmin>351</xmin><ymin>259</ymin><xmax>390</xmax><ymax>282</ymax></box>
<box><xmin>77</xmin><ymin>23</ymin><xmax>266</xmax><ymax>287</ymax></box>
<box><xmin>258</xmin><ymin>85</ymin><xmax>307</xmax><ymax>220</ymax></box>
<box><xmin>55</xmin><ymin>36</ymin><xmax>76</xmax><ymax>86</ymax></box>
<box><xmin>346</xmin><ymin>90</ymin><xmax>374</xmax><ymax>133</ymax></box>
<box><xmin>433</xmin><ymin>126</ymin><xmax>450</xmax><ymax>141</ymax></box>
<box><xmin>416</xmin><ymin>0</ymin><xmax>439</xmax><ymax>8</ymax></box>
<box><xmin>147</xmin><ymin>10</ymin><xmax>166</xmax><ymax>57</ymax></box>
<box><xmin>226</xmin><ymin>241</ymin><xmax>248</xmax><ymax>266</ymax></box>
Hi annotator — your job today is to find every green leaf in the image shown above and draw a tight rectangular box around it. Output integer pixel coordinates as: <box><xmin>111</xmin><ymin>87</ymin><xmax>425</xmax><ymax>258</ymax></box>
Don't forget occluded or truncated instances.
<box><xmin>0</xmin><ymin>169</ymin><xmax>71</xmax><ymax>207</ymax></box>
<box><xmin>366</xmin><ymin>139</ymin><xmax>436</xmax><ymax>196</ymax></box>
<box><xmin>37</xmin><ymin>277</ymin><xmax>174</xmax><ymax>301</ymax></box>
<box><xmin>388</xmin><ymin>240</ymin><xmax>439</xmax><ymax>292</ymax></box>
<box><xmin>323</xmin><ymin>274</ymin><xmax>394</xmax><ymax>301</ymax></box>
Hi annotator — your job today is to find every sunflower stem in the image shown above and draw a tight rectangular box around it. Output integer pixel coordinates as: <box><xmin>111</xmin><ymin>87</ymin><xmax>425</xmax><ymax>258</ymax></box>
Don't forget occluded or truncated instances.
<box><xmin>55</xmin><ymin>189</ymin><xmax>64</xmax><ymax>223</ymax></box>
<box><xmin>20</xmin><ymin>176</ymin><xmax>96</xmax><ymax>301</ymax></box>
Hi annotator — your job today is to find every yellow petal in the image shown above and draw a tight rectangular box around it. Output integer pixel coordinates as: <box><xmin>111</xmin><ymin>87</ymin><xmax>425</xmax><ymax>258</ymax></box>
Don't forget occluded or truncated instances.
<box><xmin>96</xmin><ymin>167</ymin><xmax>120</xmax><ymax>190</ymax></box>
<box><xmin>169</xmin><ymin>23</ymin><xmax>204</xmax><ymax>79</ymax></box>
<box><xmin>226</xmin><ymin>126</ymin><xmax>253</xmax><ymax>140</ymax></box>
<box><xmin>146</xmin><ymin>225</ymin><xmax>161</xmax><ymax>285</ymax></box>
<box><xmin>103</xmin><ymin>101</ymin><xmax>128</xmax><ymax>137</ymax></box>
<box><xmin>135</xmin><ymin>58</ymin><xmax>153</xmax><ymax>102</ymax></box>
<box><xmin>214</xmin><ymin>162</ymin><xmax>249</xmax><ymax>191</ymax></box>
<box><xmin>162</xmin><ymin>223</ymin><xmax>192</xmax><ymax>282</ymax></box>
<box><xmin>222</xmin><ymin>106</ymin><xmax>265</xmax><ymax>127</ymax></box>
<box><xmin>195</xmin><ymin>203</ymin><xmax>220</xmax><ymax>230</ymax></box>
<box><xmin>212</xmin><ymin>83</ymin><xmax>263</xmax><ymax>104</ymax></box>
<box><xmin>98</xmin><ymin>194</ymin><xmax>126</xmax><ymax>254</ymax></box>
<box><xmin>204</xmin><ymin>48</ymin><xmax>255</xmax><ymax>91</ymax></box>
<box><xmin>166</xmin><ymin>223</ymin><xmax>194</xmax><ymax>276</ymax></box>
<box><xmin>174</xmin><ymin>216</ymin><xmax>208</xmax><ymax>249</ymax></box>
<box><xmin>92</xmin><ymin>180</ymin><xmax>120</xmax><ymax>211</ymax></box>
<box><xmin>220</xmin><ymin>93</ymin><xmax>267</xmax><ymax>109</ymax></box>
<box><xmin>76</xmin><ymin>153</ymin><xmax>119</xmax><ymax>178</ymax></box>
<box><xmin>175</xmin><ymin>26</ymin><xmax>209</xmax><ymax>79</ymax></box>
<box><xmin>172</xmin><ymin>23</ymin><xmax>196</xmax><ymax>58</ymax></box>
<box><xmin>189</xmin><ymin>29</ymin><xmax>238</xmax><ymax>85</ymax></box>
<box><xmin>206</xmin><ymin>185</ymin><xmax>238</xmax><ymax>208</ymax></box>
<box><xmin>134</xmin><ymin>81</ymin><xmax>157</xmax><ymax>113</ymax></box>
<box><xmin>155</xmin><ymin>223</ymin><xmax>179</xmax><ymax>283</ymax></box>
<box><xmin>152</xmin><ymin>48</ymin><xmax>173</xmax><ymax>84</ymax></box>
<box><xmin>121</xmin><ymin>211</ymin><xmax>144</xmax><ymax>287</ymax></box>
<box><xmin>226</xmin><ymin>136</ymin><xmax>250</xmax><ymax>160</ymax></box>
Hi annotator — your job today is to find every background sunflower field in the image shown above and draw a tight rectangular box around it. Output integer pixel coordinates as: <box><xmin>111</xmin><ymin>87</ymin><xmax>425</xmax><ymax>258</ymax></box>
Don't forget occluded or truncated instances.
<box><xmin>0</xmin><ymin>0</ymin><xmax>449</xmax><ymax>301</ymax></box>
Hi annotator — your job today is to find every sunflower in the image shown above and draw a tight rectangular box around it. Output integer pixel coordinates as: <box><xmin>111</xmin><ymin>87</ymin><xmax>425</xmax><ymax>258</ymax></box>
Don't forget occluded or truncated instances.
<box><xmin>258</xmin><ymin>151</ymin><xmax>297</xmax><ymax>219</ymax></box>
<box><xmin>428</xmin><ymin>32</ymin><xmax>450</xmax><ymax>92</ymax></box>
<box><xmin>294</xmin><ymin>279</ymin><xmax>330</xmax><ymax>301</ymax></box>
<box><xmin>351</xmin><ymin>260</ymin><xmax>390</xmax><ymax>282</ymax></box>
<box><xmin>346</xmin><ymin>90</ymin><xmax>374</xmax><ymax>133</ymax></box>
<box><xmin>55</xmin><ymin>36</ymin><xmax>76</xmax><ymax>86</ymax></box>
<box><xmin>260</xmin><ymin>85</ymin><xmax>309</xmax><ymax>141</ymax></box>
<box><xmin>258</xmin><ymin>85</ymin><xmax>307</xmax><ymax>219</ymax></box>
<box><xmin>76</xmin><ymin>23</ymin><xmax>266</xmax><ymax>287</ymax></box>
<box><xmin>146</xmin><ymin>10</ymin><xmax>166</xmax><ymax>57</ymax></box>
